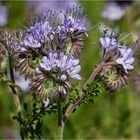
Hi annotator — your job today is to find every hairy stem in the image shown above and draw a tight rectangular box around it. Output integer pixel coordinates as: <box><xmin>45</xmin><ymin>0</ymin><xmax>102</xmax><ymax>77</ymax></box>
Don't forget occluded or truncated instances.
<box><xmin>8</xmin><ymin>53</ymin><xmax>21</xmax><ymax>113</ymax></box>
<box><xmin>57</xmin><ymin>101</ymin><xmax>64</xmax><ymax>140</ymax></box>
<box><xmin>63</xmin><ymin>62</ymin><xmax>115</xmax><ymax>121</ymax></box>
<box><xmin>57</xmin><ymin>122</ymin><xmax>64</xmax><ymax>140</ymax></box>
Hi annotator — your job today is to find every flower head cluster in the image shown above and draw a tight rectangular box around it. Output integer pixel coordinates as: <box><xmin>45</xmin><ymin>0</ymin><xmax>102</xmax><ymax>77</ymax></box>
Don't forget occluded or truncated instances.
<box><xmin>100</xmin><ymin>36</ymin><xmax>120</xmax><ymax>49</ymax></box>
<box><xmin>100</xmin><ymin>37</ymin><xmax>135</xmax><ymax>72</ymax></box>
<box><xmin>100</xmin><ymin>30</ymin><xmax>135</xmax><ymax>73</ymax></box>
<box><xmin>56</xmin><ymin>15</ymin><xmax>87</xmax><ymax>38</ymax></box>
<box><xmin>21</xmin><ymin>21</ymin><xmax>53</xmax><ymax>48</ymax></box>
<box><xmin>20</xmin><ymin>7</ymin><xmax>87</xmax><ymax>52</ymax></box>
<box><xmin>100</xmin><ymin>29</ymin><xmax>135</xmax><ymax>85</ymax></box>
<box><xmin>56</xmin><ymin>7</ymin><xmax>87</xmax><ymax>40</ymax></box>
<box><xmin>16</xmin><ymin>7</ymin><xmax>87</xmax><ymax>100</ymax></box>
<box><xmin>63</xmin><ymin>15</ymin><xmax>86</xmax><ymax>33</ymax></box>
<box><xmin>34</xmin><ymin>51</ymin><xmax>81</xmax><ymax>98</ymax></box>
<box><xmin>36</xmin><ymin>52</ymin><xmax>81</xmax><ymax>81</ymax></box>
<box><xmin>99</xmin><ymin>30</ymin><xmax>136</xmax><ymax>90</ymax></box>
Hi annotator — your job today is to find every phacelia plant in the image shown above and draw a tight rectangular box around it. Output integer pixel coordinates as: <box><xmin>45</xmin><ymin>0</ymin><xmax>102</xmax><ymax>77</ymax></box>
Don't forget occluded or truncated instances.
<box><xmin>0</xmin><ymin>6</ymin><xmax>139</xmax><ymax>139</ymax></box>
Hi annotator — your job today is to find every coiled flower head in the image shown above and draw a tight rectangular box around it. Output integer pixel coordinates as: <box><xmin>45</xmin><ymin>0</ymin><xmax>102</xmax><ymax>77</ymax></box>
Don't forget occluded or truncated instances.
<box><xmin>36</xmin><ymin>52</ymin><xmax>81</xmax><ymax>81</ymax></box>
<box><xmin>32</xmin><ymin>51</ymin><xmax>81</xmax><ymax>100</ymax></box>
<box><xmin>100</xmin><ymin>29</ymin><xmax>136</xmax><ymax>90</ymax></box>
<box><xmin>100</xmin><ymin>29</ymin><xmax>120</xmax><ymax>63</ymax></box>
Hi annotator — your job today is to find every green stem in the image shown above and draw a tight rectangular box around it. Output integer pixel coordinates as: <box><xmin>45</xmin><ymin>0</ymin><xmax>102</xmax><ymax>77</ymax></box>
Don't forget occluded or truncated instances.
<box><xmin>57</xmin><ymin>101</ymin><xmax>61</xmax><ymax>127</ymax></box>
<box><xmin>57</xmin><ymin>123</ymin><xmax>64</xmax><ymax>140</ymax></box>
<box><xmin>57</xmin><ymin>101</ymin><xmax>64</xmax><ymax>140</ymax></box>
<box><xmin>8</xmin><ymin>53</ymin><xmax>21</xmax><ymax>113</ymax></box>
<box><xmin>8</xmin><ymin>53</ymin><xmax>15</xmax><ymax>83</ymax></box>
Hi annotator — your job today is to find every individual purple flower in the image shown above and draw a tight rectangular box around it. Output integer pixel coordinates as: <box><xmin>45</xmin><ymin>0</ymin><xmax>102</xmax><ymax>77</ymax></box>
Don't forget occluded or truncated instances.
<box><xmin>116</xmin><ymin>45</ymin><xmax>135</xmax><ymax>72</ymax></box>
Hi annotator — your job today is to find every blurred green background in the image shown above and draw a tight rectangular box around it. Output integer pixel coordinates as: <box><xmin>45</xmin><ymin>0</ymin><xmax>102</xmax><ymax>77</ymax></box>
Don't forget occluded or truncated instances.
<box><xmin>0</xmin><ymin>0</ymin><xmax>140</xmax><ymax>139</ymax></box>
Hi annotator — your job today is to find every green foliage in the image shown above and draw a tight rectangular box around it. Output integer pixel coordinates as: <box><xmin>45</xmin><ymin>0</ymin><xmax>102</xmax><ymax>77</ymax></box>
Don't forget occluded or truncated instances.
<box><xmin>12</xmin><ymin>94</ymin><xmax>60</xmax><ymax>139</ymax></box>
<box><xmin>13</xmin><ymin>96</ymin><xmax>46</xmax><ymax>139</ymax></box>
<box><xmin>81</xmin><ymin>77</ymin><xmax>104</xmax><ymax>104</ymax></box>
<box><xmin>63</xmin><ymin>75</ymin><xmax>104</xmax><ymax>114</ymax></box>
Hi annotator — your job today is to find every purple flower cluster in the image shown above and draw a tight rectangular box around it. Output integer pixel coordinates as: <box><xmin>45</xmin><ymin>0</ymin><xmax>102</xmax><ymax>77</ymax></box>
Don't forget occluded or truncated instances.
<box><xmin>100</xmin><ymin>36</ymin><xmax>120</xmax><ymax>50</ymax></box>
<box><xmin>21</xmin><ymin>21</ymin><xmax>53</xmax><ymax>48</ymax></box>
<box><xmin>63</xmin><ymin>15</ymin><xmax>86</xmax><ymax>33</ymax></box>
<box><xmin>21</xmin><ymin>7</ymin><xmax>87</xmax><ymax>50</ymax></box>
<box><xmin>100</xmin><ymin>35</ymin><xmax>135</xmax><ymax>73</ymax></box>
<box><xmin>0</xmin><ymin>3</ymin><xmax>8</xmax><ymax>26</ymax></box>
<box><xmin>36</xmin><ymin>52</ymin><xmax>81</xmax><ymax>81</ymax></box>
<box><xmin>100</xmin><ymin>36</ymin><xmax>120</xmax><ymax>63</ymax></box>
<box><xmin>56</xmin><ymin>15</ymin><xmax>87</xmax><ymax>40</ymax></box>
<box><xmin>17</xmin><ymin>7</ymin><xmax>87</xmax><ymax>99</ymax></box>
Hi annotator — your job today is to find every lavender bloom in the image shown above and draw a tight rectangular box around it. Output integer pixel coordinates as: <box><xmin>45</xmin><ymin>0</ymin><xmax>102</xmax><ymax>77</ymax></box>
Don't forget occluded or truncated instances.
<box><xmin>20</xmin><ymin>6</ymin><xmax>87</xmax><ymax>55</ymax></box>
<box><xmin>23</xmin><ymin>34</ymin><xmax>41</xmax><ymax>48</ymax></box>
<box><xmin>35</xmin><ymin>52</ymin><xmax>81</xmax><ymax>98</ymax></box>
<box><xmin>102</xmin><ymin>2</ymin><xmax>125</xmax><ymax>21</ymax></box>
<box><xmin>100</xmin><ymin>32</ymin><xmax>135</xmax><ymax>74</ymax></box>
<box><xmin>100</xmin><ymin>37</ymin><xmax>120</xmax><ymax>49</ymax></box>
<box><xmin>56</xmin><ymin>7</ymin><xmax>87</xmax><ymax>40</ymax></box>
<box><xmin>116</xmin><ymin>45</ymin><xmax>135</xmax><ymax>72</ymax></box>
<box><xmin>99</xmin><ymin>31</ymin><xmax>136</xmax><ymax>90</ymax></box>
<box><xmin>27</xmin><ymin>0</ymin><xmax>78</xmax><ymax>16</ymax></box>
<box><xmin>63</xmin><ymin>15</ymin><xmax>87</xmax><ymax>33</ymax></box>
<box><xmin>39</xmin><ymin>52</ymin><xmax>58</xmax><ymax>71</ymax></box>
<box><xmin>58</xmin><ymin>53</ymin><xmax>81</xmax><ymax>80</ymax></box>
<box><xmin>14</xmin><ymin>71</ymin><xmax>31</xmax><ymax>93</ymax></box>
<box><xmin>36</xmin><ymin>52</ymin><xmax>81</xmax><ymax>81</ymax></box>
<box><xmin>22</xmin><ymin>21</ymin><xmax>53</xmax><ymax>48</ymax></box>
<box><xmin>0</xmin><ymin>4</ymin><xmax>8</xmax><ymax>26</ymax></box>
